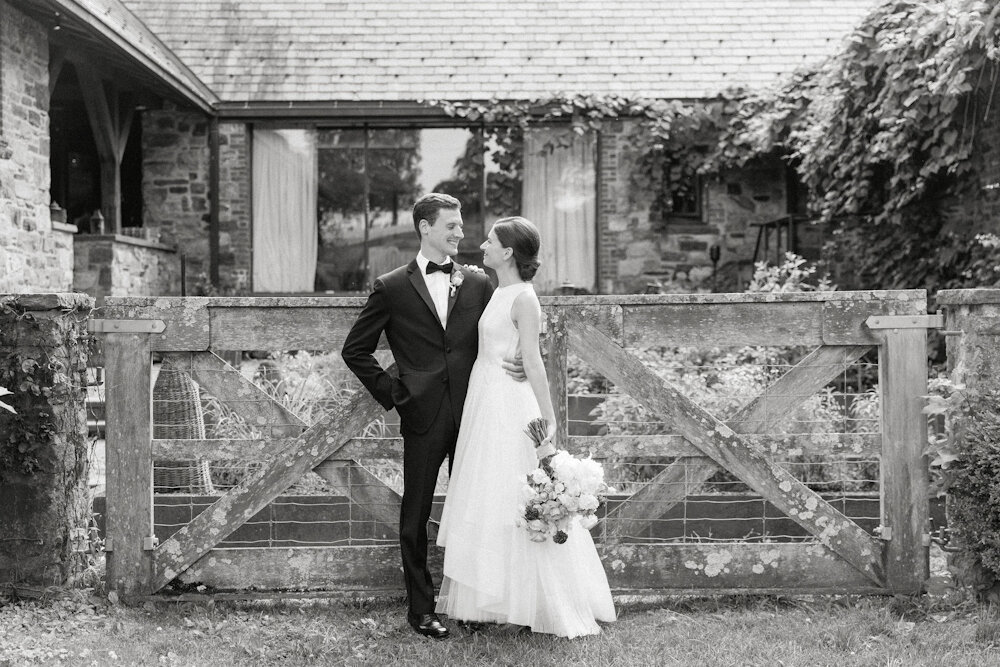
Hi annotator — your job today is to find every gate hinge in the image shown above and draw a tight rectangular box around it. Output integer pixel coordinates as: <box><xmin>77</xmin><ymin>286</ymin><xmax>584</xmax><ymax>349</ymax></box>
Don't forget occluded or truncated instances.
<box><xmin>88</xmin><ymin>319</ymin><xmax>166</xmax><ymax>334</ymax></box>
<box><xmin>865</xmin><ymin>314</ymin><xmax>944</xmax><ymax>330</ymax></box>
<box><xmin>873</xmin><ymin>525</ymin><xmax>892</xmax><ymax>541</ymax></box>
<box><xmin>103</xmin><ymin>538</ymin><xmax>113</xmax><ymax>552</ymax></box>
<box><xmin>922</xmin><ymin>533</ymin><xmax>932</xmax><ymax>547</ymax></box>
<box><xmin>143</xmin><ymin>536</ymin><xmax>160</xmax><ymax>551</ymax></box>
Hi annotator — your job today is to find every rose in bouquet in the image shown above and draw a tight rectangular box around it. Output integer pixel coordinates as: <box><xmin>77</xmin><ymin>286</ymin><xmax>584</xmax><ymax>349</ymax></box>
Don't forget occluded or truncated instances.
<box><xmin>515</xmin><ymin>418</ymin><xmax>613</xmax><ymax>544</ymax></box>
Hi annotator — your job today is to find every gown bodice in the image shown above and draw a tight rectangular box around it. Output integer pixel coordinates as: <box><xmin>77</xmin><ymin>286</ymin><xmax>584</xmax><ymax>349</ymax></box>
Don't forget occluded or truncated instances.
<box><xmin>476</xmin><ymin>282</ymin><xmax>535</xmax><ymax>367</ymax></box>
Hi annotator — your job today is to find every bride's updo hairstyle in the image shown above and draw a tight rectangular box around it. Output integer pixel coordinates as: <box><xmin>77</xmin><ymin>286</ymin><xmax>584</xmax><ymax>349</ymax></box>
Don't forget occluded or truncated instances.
<box><xmin>493</xmin><ymin>216</ymin><xmax>541</xmax><ymax>281</ymax></box>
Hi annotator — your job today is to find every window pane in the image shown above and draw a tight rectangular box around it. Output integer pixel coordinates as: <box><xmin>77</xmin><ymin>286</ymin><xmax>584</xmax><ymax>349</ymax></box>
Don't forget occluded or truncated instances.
<box><xmin>484</xmin><ymin>127</ymin><xmax>523</xmax><ymax>220</ymax></box>
<box><xmin>522</xmin><ymin>128</ymin><xmax>596</xmax><ymax>293</ymax></box>
<box><xmin>365</xmin><ymin>129</ymin><xmax>422</xmax><ymax>280</ymax></box>
<box><xmin>413</xmin><ymin>128</ymin><xmax>486</xmax><ymax>267</ymax></box>
<box><xmin>317</xmin><ymin>129</ymin><xmax>367</xmax><ymax>291</ymax></box>
<box><xmin>315</xmin><ymin>127</ymin><xmax>489</xmax><ymax>292</ymax></box>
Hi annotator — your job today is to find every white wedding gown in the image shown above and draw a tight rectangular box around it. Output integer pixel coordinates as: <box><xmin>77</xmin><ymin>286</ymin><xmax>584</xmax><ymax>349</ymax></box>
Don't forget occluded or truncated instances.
<box><xmin>435</xmin><ymin>282</ymin><xmax>616</xmax><ymax>637</ymax></box>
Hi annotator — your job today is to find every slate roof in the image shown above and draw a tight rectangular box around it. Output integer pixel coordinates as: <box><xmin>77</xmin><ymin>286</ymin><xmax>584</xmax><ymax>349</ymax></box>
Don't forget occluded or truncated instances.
<box><xmin>17</xmin><ymin>0</ymin><xmax>218</xmax><ymax>110</ymax></box>
<box><xmin>121</xmin><ymin>0</ymin><xmax>878</xmax><ymax>104</ymax></box>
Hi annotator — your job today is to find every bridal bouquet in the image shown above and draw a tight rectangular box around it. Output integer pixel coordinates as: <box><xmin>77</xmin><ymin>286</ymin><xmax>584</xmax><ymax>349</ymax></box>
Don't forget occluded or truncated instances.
<box><xmin>516</xmin><ymin>418</ymin><xmax>612</xmax><ymax>544</ymax></box>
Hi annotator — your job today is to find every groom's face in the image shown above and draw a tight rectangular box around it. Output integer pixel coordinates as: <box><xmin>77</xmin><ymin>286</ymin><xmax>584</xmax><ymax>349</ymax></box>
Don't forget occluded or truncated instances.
<box><xmin>421</xmin><ymin>207</ymin><xmax>464</xmax><ymax>260</ymax></box>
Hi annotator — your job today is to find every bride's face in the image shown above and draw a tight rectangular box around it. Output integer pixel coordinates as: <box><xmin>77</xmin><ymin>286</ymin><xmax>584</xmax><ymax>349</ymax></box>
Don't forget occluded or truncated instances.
<box><xmin>480</xmin><ymin>227</ymin><xmax>510</xmax><ymax>270</ymax></box>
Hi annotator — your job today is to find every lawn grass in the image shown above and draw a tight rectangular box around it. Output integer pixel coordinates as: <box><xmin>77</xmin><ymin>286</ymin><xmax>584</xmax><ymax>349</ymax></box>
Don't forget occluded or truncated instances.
<box><xmin>2</xmin><ymin>590</ymin><xmax>999</xmax><ymax>666</ymax></box>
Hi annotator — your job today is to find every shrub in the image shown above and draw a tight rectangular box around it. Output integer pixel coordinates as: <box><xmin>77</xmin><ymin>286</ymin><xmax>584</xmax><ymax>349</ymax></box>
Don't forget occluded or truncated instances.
<box><xmin>926</xmin><ymin>381</ymin><xmax>1000</xmax><ymax>597</ymax></box>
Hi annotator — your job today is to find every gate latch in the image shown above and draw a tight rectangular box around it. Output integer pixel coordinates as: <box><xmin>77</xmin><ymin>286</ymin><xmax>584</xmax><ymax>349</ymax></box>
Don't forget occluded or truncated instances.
<box><xmin>873</xmin><ymin>525</ymin><xmax>892</xmax><ymax>541</ymax></box>
<box><xmin>865</xmin><ymin>314</ymin><xmax>944</xmax><ymax>330</ymax></box>
<box><xmin>143</xmin><ymin>536</ymin><xmax>160</xmax><ymax>551</ymax></box>
<box><xmin>88</xmin><ymin>319</ymin><xmax>166</xmax><ymax>334</ymax></box>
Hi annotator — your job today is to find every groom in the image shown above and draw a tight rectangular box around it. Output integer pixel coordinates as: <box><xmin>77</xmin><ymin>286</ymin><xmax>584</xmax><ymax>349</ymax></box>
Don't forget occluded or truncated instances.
<box><xmin>342</xmin><ymin>193</ymin><xmax>495</xmax><ymax>639</ymax></box>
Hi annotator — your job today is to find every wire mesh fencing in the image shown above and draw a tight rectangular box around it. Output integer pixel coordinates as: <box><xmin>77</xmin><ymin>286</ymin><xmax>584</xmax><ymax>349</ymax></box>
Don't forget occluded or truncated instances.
<box><xmin>144</xmin><ymin>343</ymin><xmax>885</xmax><ymax>548</ymax></box>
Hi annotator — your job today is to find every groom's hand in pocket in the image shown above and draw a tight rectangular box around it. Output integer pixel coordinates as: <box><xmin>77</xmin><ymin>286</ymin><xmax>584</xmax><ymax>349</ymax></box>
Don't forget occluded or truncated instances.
<box><xmin>502</xmin><ymin>352</ymin><xmax>527</xmax><ymax>382</ymax></box>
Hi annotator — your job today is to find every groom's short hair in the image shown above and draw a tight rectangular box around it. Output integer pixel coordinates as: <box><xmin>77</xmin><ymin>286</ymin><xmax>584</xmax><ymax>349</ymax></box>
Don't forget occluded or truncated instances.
<box><xmin>412</xmin><ymin>193</ymin><xmax>461</xmax><ymax>236</ymax></box>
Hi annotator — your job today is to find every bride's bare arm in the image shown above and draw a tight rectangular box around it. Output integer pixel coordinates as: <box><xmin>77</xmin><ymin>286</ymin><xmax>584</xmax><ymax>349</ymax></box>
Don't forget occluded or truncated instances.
<box><xmin>511</xmin><ymin>290</ymin><xmax>557</xmax><ymax>440</ymax></box>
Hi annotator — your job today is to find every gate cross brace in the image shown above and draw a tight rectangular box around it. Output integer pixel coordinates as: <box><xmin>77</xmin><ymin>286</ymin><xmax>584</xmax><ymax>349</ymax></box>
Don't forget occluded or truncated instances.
<box><xmin>161</xmin><ymin>352</ymin><xmax>403</xmax><ymax>533</ymax></box>
<box><xmin>565</xmin><ymin>315</ymin><xmax>885</xmax><ymax>586</ymax></box>
<box><xmin>149</xmin><ymin>353</ymin><xmax>399</xmax><ymax>592</ymax></box>
<box><xmin>597</xmin><ymin>343</ymin><xmax>871</xmax><ymax>539</ymax></box>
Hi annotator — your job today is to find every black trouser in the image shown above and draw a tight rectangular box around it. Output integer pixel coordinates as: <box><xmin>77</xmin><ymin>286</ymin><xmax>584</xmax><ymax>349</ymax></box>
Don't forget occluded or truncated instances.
<box><xmin>399</xmin><ymin>394</ymin><xmax>458</xmax><ymax>615</ymax></box>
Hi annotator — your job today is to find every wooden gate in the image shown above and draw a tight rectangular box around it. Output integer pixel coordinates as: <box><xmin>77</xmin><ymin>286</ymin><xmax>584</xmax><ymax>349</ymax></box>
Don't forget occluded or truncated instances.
<box><xmin>97</xmin><ymin>290</ymin><xmax>933</xmax><ymax>597</ymax></box>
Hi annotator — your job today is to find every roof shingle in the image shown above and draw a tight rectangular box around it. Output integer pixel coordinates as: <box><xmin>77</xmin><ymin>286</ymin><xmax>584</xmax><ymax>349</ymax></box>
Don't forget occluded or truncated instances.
<box><xmin>121</xmin><ymin>0</ymin><xmax>878</xmax><ymax>103</ymax></box>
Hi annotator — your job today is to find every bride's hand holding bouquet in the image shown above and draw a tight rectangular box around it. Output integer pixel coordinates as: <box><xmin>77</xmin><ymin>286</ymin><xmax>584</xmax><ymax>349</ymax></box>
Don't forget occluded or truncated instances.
<box><xmin>517</xmin><ymin>417</ymin><xmax>613</xmax><ymax>544</ymax></box>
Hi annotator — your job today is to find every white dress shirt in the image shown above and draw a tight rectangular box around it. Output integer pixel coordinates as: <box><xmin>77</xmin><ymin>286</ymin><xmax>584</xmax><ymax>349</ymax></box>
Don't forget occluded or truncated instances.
<box><xmin>416</xmin><ymin>252</ymin><xmax>452</xmax><ymax>327</ymax></box>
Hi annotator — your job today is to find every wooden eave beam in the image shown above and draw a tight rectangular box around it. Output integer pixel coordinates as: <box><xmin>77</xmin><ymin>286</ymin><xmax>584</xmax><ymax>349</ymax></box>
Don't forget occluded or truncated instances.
<box><xmin>11</xmin><ymin>0</ymin><xmax>216</xmax><ymax>113</ymax></box>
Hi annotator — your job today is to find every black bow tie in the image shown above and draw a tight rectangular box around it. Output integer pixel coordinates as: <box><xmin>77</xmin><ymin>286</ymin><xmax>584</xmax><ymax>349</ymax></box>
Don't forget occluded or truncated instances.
<box><xmin>425</xmin><ymin>261</ymin><xmax>453</xmax><ymax>275</ymax></box>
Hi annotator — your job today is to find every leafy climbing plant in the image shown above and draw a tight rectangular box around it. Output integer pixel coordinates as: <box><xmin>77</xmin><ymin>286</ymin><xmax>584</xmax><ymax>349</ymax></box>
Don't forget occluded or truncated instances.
<box><xmin>0</xmin><ymin>384</ymin><xmax>13</xmax><ymax>414</ymax></box>
<box><xmin>429</xmin><ymin>1</ymin><xmax>1000</xmax><ymax>291</ymax></box>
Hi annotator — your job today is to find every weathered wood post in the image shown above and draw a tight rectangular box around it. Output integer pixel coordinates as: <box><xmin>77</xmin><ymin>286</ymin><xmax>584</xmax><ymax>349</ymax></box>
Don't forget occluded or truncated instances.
<box><xmin>543</xmin><ymin>306</ymin><xmax>569</xmax><ymax>448</ymax></box>
<box><xmin>0</xmin><ymin>293</ymin><xmax>93</xmax><ymax>586</ymax></box>
<box><xmin>102</xmin><ymin>323</ymin><xmax>155</xmax><ymax>596</ymax></box>
<box><xmin>876</xmin><ymin>323</ymin><xmax>930</xmax><ymax>593</ymax></box>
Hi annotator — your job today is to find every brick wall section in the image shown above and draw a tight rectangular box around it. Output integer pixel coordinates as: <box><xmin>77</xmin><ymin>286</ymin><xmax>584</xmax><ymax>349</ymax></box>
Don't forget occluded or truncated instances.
<box><xmin>0</xmin><ymin>2</ymin><xmax>72</xmax><ymax>292</ymax></box>
<box><xmin>598</xmin><ymin>120</ymin><xmax>790</xmax><ymax>294</ymax></box>
<box><xmin>143</xmin><ymin>111</ymin><xmax>251</xmax><ymax>293</ymax></box>
<box><xmin>218</xmin><ymin>122</ymin><xmax>251</xmax><ymax>291</ymax></box>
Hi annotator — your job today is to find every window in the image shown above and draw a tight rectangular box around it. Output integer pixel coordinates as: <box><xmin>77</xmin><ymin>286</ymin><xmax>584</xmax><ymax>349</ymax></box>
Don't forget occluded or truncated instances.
<box><xmin>313</xmin><ymin>127</ymin><xmax>490</xmax><ymax>292</ymax></box>
<box><xmin>252</xmin><ymin>122</ymin><xmax>596</xmax><ymax>294</ymax></box>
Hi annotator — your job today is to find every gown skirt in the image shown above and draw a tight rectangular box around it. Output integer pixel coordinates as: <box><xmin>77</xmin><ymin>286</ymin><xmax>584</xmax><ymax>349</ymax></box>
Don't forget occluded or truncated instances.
<box><xmin>435</xmin><ymin>282</ymin><xmax>616</xmax><ymax>638</ymax></box>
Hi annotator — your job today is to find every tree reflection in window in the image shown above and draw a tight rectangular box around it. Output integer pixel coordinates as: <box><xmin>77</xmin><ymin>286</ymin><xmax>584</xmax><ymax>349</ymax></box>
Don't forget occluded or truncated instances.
<box><xmin>314</xmin><ymin>126</ymin><xmax>523</xmax><ymax>292</ymax></box>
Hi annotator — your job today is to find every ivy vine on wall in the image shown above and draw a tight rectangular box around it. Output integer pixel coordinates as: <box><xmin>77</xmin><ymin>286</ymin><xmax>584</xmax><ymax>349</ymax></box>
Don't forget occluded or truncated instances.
<box><xmin>0</xmin><ymin>299</ymin><xmax>87</xmax><ymax>476</ymax></box>
<box><xmin>428</xmin><ymin>93</ymin><xmax>747</xmax><ymax>219</ymax></box>
<box><xmin>428</xmin><ymin>0</ymin><xmax>1000</xmax><ymax>291</ymax></box>
<box><xmin>714</xmin><ymin>0</ymin><xmax>1000</xmax><ymax>290</ymax></box>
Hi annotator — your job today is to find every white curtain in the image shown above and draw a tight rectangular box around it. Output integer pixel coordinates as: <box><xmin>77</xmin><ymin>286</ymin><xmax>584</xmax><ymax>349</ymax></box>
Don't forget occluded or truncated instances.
<box><xmin>522</xmin><ymin>129</ymin><xmax>597</xmax><ymax>293</ymax></box>
<box><xmin>252</xmin><ymin>128</ymin><xmax>318</xmax><ymax>292</ymax></box>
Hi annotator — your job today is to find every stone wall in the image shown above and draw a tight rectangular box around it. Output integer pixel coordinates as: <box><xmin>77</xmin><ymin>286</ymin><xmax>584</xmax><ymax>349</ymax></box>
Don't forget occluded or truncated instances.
<box><xmin>142</xmin><ymin>107</ymin><xmax>209</xmax><ymax>292</ymax></box>
<box><xmin>143</xmin><ymin>110</ymin><xmax>251</xmax><ymax>294</ymax></box>
<box><xmin>0</xmin><ymin>3</ymin><xmax>71</xmax><ymax>292</ymax></box>
<box><xmin>597</xmin><ymin>119</ymin><xmax>791</xmax><ymax>294</ymax></box>
<box><xmin>0</xmin><ymin>293</ymin><xmax>92</xmax><ymax>586</ymax></box>
<box><xmin>73</xmin><ymin>235</ymin><xmax>180</xmax><ymax>306</ymax></box>
<box><xmin>939</xmin><ymin>289</ymin><xmax>1000</xmax><ymax>393</ymax></box>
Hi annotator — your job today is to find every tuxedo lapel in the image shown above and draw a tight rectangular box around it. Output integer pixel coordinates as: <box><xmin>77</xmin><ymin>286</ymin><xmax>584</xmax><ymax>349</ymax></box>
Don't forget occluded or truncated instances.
<box><xmin>406</xmin><ymin>260</ymin><xmax>443</xmax><ymax>328</ymax></box>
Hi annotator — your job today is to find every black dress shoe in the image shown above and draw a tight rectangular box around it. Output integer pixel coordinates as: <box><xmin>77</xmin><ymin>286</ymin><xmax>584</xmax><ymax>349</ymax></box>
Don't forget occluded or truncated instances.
<box><xmin>407</xmin><ymin>612</ymin><xmax>450</xmax><ymax>639</ymax></box>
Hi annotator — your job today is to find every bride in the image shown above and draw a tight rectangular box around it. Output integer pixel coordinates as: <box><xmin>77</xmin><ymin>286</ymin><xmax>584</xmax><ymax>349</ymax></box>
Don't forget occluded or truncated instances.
<box><xmin>435</xmin><ymin>216</ymin><xmax>616</xmax><ymax>638</ymax></box>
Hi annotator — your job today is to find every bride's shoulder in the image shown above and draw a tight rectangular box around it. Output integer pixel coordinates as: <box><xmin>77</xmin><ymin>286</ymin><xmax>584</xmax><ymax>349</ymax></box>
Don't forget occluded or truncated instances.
<box><xmin>512</xmin><ymin>283</ymin><xmax>540</xmax><ymax>307</ymax></box>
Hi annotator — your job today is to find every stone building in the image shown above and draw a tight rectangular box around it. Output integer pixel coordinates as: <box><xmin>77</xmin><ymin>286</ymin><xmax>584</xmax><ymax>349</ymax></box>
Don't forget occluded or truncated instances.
<box><xmin>1</xmin><ymin>0</ymin><xmax>881</xmax><ymax>299</ymax></box>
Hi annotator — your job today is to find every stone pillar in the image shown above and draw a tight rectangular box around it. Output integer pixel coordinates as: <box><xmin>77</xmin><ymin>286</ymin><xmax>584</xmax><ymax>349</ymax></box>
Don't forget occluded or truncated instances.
<box><xmin>0</xmin><ymin>293</ymin><xmax>93</xmax><ymax>586</ymax></box>
<box><xmin>937</xmin><ymin>289</ymin><xmax>1000</xmax><ymax>390</ymax></box>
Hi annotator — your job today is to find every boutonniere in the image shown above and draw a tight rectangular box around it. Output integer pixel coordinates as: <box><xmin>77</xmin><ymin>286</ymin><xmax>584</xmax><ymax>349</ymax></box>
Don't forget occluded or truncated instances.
<box><xmin>449</xmin><ymin>270</ymin><xmax>464</xmax><ymax>297</ymax></box>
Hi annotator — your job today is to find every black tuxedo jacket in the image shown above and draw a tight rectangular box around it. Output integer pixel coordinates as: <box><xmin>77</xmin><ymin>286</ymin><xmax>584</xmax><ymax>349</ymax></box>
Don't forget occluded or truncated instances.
<box><xmin>342</xmin><ymin>259</ymin><xmax>494</xmax><ymax>434</ymax></box>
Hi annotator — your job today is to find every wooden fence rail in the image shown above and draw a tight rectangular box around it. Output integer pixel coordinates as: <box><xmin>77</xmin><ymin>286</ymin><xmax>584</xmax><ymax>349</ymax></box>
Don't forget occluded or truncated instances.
<box><xmin>98</xmin><ymin>290</ymin><xmax>931</xmax><ymax>597</ymax></box>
